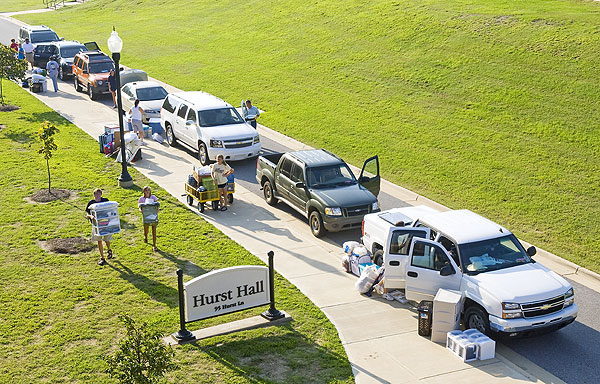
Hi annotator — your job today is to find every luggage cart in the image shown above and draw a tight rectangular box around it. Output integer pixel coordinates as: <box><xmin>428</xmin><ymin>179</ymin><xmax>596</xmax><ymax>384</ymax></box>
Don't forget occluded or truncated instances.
<box><xmin>184</xmin><ymin>174</ymin><xmax>235</xmax><ymax>213</ymax></box>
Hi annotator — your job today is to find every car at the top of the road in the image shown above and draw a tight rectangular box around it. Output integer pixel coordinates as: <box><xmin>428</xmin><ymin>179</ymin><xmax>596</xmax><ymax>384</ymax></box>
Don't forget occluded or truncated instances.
<box><xmin>360</xmin><ymin>205</ymin><xmax>578</xmax><ymax>337</ymax></box>
<box><xmin>121</xmin><ymin>81</ymin><xmax>168</xmax><ymax>123</ymax></box>
<box><xmin>72</xmin><ymin>50</ymin><xmax>115</xmax><ymax>100</ymax></box>
<box><xmin>33</xmin><ymin>41</ymin><xmax>98</xmax><ymax>79</ymax></box>
<box><xmin>18</xmin><ymin>25</ymin><xmax>60</xmax><ymax>45</ymax></box>
<box><xmin>256</xmin><ymin>149</ymin><xmax>381</xmax><ymax>237</ymax></box>
<box><xmin>160</xmin><ymin>91</ymin><xmax>261</xmax><ymax>165</ymax></box>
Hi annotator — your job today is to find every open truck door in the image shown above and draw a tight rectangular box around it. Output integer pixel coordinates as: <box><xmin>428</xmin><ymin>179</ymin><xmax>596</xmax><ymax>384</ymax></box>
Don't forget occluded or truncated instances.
<box><xmin>384</xmin><ymin>227</ymin><xmax>430</xmax><ymax>289</ymax></box>
<box><xmin>405</xmin><ymin>238</ymin><xmax>461</xmax><ymax>303</ymax></box>
<box><xmin>84</xmin><ymin>42</ymin><xmax>100</xmax><ymax>51</ymax></box>
<box><xmin>358</xmin><ymin>155</ymin><xmax>380</xmax><ymax>197</ymax></box>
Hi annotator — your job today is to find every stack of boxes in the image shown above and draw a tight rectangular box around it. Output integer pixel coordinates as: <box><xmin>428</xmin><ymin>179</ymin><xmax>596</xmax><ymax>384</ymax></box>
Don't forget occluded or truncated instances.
<box><xmin>446</xmin><ymin>329</ymin><xmax>496</xmax><ymax>361</ymax></box>
<box><xmin>431</xmin><ymin>289</ymin><xmax>462</xmax><ymax>343</ymax></box>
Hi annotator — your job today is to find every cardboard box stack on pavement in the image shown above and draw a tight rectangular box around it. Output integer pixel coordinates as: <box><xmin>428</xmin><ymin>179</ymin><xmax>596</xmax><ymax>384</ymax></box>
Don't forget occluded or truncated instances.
<box><xmin>431</xmin><ymin>289</ymin><xmax>462</xmax><ymax>343</ymax></box>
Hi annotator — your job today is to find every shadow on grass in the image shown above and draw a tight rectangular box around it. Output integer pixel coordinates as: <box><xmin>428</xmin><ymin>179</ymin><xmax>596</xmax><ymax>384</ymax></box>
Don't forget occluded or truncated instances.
<box><xmin>4</xmin><ymin>131</ymin><xmax>34</xmax><ymax>144</ymax></box>
<box><xmin>156</xmin><ymin>248</ymin><xmax>206</xmax><ymax>277</ymax></box>
<box><xmin>18</xmin><ymin>111</ymin><xmax>67</xmax><ymax>125</ymax></box>
<box><xmin>186</xmin><ymin>323</ymin><xmax>355</xmax><ymax>383</ymax></box>
<box><xmin>107</xmin><ymin>260</ymin><xmax>178</xmax><ymax>308</ymax></box>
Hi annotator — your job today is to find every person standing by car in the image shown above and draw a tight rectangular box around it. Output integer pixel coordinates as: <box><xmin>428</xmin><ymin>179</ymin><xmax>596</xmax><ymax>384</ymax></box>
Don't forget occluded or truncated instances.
<box><xmin>138</xmin><ymin>186</ymin><xmax>159</xmax><ymax>251</ymax></box>
<box><xmin>22</xmin><ymin>39</ymin><xmax>34</xmax><ymax>70</ymax></box>
<box><xmin>129</xmin><ymin>99</ymin><xmax>147</xmax><ymax>144</ymax></box>
<box><xmin>18</xmin><ymin>43</ymin><xmax>24</xmax><ymax>60</ymax></box>
<box><xmin>85</xmin><ymin>188</ymin><xmax>113</xmax><ymax>266</ymax></box>
<box><xmin>10</xmin><ymin>39</ymin><xmax>19</xmax><ymax>52</ymax></box>
<box><xmin>211</xmin><ymin>154</ymin><xmax>234</xmax><ymax>211</ymax></box>
<box><xmin>45</xmin><ymin>56</ymin><xmax>59</xmax><ymax>92</ymax></box>
<box><xmin>243</xmin><ymin>99</ymin><xmax>260</xmax><ymax>129</ymax></box>
<box><xmin>108</xmin><ymin>69</ymin><xmax>117</xmax><ymax>108</ymax></box>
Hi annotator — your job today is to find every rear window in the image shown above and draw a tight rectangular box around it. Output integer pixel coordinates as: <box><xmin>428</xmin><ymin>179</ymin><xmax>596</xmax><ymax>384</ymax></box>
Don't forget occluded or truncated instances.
<box><xmin>60</xmin><ymin>45</ymin><xmax>86</xmax><ymax>58</ymax></box>
<box><xmin>30</xmin><ymin>31</ymin><xmax>59</xmax><ymax>44</ymax></box>
<box><xmin>177</xmin><ymin>104</ymin><xmax>189</xmax><ymax>119</ymax></box>
<box><xmin>136</xmin><ymin>87</ymin><xmax>168</xmax><ymax>101</ymax></box>
<box><xmin>162</xmin><ymin>95</ymin><xmax>179</xmax><ymax>113</ymax></box>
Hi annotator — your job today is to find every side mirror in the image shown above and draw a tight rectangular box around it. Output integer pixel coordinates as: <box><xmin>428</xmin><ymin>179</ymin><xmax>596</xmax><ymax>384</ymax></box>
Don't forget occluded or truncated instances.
<box><xmin>526</xmin><ymin>246</ymin><xmax>536</xmax><ymax>257</ymax></box>
<box><xmin>186</xmin><ymin>120</ymin><xmax>195</xmax><ymax>126</ymax></box>
<box><xmin>129</xmin><ymin>96</ymin><xmax>135</xmax><ymax>101</ymax></box>
<box><xmin>60</xmin><ymin>37</ymin><xmax>64</xmax><ymax>41</ymax></box>
<box><xmin>440</xmin><ymin>264</ymin><xmax>455</xmax><ymax>276</ymax></box>
<box><xmin>295</xmin><ymin>182</ymin><xmax>305</xmax><ymax>189</ymax></box>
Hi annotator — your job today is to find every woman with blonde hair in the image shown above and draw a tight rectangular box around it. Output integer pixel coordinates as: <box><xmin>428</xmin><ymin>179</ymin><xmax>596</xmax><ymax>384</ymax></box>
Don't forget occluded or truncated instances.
<box><xmin>138</xmin><ymin>186</ymin><xmax>159</xmax><ymax>251</ymax></box>
<box><xmin>211</xmin><ymin>154</ymin><xmax>234</xmax><ymax>211</ymax></box>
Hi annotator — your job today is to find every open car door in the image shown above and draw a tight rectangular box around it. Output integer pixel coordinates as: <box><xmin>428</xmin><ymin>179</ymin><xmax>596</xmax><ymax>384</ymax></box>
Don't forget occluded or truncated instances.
<box><xmin>384</xmin><ymin>227</ymin><xmax>430</xmax><ymax>289</ymax></box>
<box><xmin>405</xmin><ymin>238</ymin><xmax>462</xmax><ymax>303</ymax></box>
<box><xmin>84</xmin><ymin>42</ymin><xmax>100</xmax><ymax>52</ymax></box>
<box><xmin>358</xmin><ymin>155</ymin><xmax>380</xmax><ymax>197</ymax></box>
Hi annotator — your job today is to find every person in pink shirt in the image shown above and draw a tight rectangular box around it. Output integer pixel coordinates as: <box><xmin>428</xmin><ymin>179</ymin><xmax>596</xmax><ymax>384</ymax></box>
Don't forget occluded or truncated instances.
<box><xmin>138</xmin><ymin>186</ymin><xmax>159</xmax><ymax>251</ymax></box>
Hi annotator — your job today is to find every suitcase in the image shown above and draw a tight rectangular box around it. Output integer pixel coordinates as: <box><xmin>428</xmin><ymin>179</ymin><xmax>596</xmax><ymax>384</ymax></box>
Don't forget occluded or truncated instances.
<box><xmin>98</xmin><ymin>133</ymin><xmax>113</xmax><ymax>153</ymax></box>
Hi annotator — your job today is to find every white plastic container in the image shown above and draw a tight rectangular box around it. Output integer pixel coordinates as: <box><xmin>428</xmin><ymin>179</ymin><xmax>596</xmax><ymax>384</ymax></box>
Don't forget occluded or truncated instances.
<box><xmin>89</xmin><ymin>201</ymin><xmax>121</xmax><ymax>236</ymax></box>
<box><xmin>455</xmin><ymin>338</ymin><xmax>479</xmax><ymax>362</ymax></box>
<box><xmin>471</xmin><ymin>334</ymin><xmax>496</xmax><ymax>360</ymax></box>
<box><xmin>446</xmin><ymin>330</ymin><xmax>464</xmax><ymax>352</ymax></box>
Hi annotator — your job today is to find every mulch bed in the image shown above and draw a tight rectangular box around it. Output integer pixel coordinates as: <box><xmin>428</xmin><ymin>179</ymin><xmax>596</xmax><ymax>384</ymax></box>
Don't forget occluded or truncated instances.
<box><xmin>0</xmin><ymin>105</ymin><xmax>20</xmax><ymax>112</ymax></box>
<box><xmin>43</xmin><ymin>237</ymin><xmax>96</xmax><ymax>254</ymax></box>
<box><xmin>30</xmin><ymin>189</ymin><xmax>72</xmax><ymax>203</ymax></box>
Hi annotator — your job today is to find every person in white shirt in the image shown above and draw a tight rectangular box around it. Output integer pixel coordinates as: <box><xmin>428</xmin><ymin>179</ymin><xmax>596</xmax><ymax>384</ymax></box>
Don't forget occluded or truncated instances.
<box><xmin>129</xmin><ymin>99</ymin><xmax>147</xmax><ymax>144</ymax></box>
<box><xmin>211</xmin><ymin>154</ymin><xmax>234</xmax><ymax>211</ymax></box>
<box><xmin>22</xmin><ymin>39</ymin><xmax>34</xmax><ymax>69</ymax></box>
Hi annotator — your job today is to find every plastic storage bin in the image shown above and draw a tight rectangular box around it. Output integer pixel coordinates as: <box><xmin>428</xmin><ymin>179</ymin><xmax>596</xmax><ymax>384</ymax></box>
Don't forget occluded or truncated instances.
<box><xmin>89</xmin><ymin>201</ymin><xmax>121</xmax><ymax>236</ymax></box>
<box><xmin>148</xmin><ymin>118</ymin><xmax>163</xmax><ymax>135</ymax></box>
<box><xmin>455</xmin><ymin>338</ymin><xmax>479</xmax><ymax>362</ymax></box>
<box><xmin>139</xmin><ymin>201</ymin><xmax>160</xmax><ymax>224</ymax></box>
<box><xmin>417</xmin><ymin>300</ymin><xmax>434</xmax><ymax>337</ymax></box>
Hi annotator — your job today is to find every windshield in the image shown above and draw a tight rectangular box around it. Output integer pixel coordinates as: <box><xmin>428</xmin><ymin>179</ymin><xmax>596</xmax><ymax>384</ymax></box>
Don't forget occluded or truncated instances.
<box><xmin>459</xmin><ymin>235</ymin><xmax>531</xmax><ymax>274</ymax></box>
<box><xmin>198</xmin><ymin>108</ymin><xmax>244</xmax><ymax>127</ymax></box>
<box><xmin>307</xmin><ymin>164</ymin><xmax>356</xmax><ymax>188</ymax></box>
<box><xmin>136</xmin><ymin>87</ymin><xmax>168</xmax><ymax>101</ymax></box>
<box><xmin>89</xmin><ymin>61</ymin><xmax>114</xmax><ymax>74</ymax></box>
<box><xmin>30</xmin><ymin>31</ymin><xmax>59</xmax><ymax>43</ymax></box>
<box><xmin>60</xmin><ymin>45</ymin><xmax>86</xmax><ymax>58</ymax></box>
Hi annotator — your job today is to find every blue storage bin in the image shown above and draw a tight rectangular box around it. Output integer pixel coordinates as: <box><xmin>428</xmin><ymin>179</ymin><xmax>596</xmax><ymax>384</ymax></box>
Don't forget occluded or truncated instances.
<box><xmin>148</xmin><ymin>118</ymin><xmax>163</xmax><ymax>135</ymax></box>
<box><xmin>227</xmin><ymin>174</ymin><xmax>235</xmax><ymax>183</ymax></box>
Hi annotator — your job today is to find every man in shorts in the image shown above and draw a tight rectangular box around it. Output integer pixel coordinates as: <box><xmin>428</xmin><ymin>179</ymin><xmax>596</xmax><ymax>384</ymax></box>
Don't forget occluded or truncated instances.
<box><xmin>22</xmin><ymin>39</ymin><xmax>34</xmax><ymax>70</ymax></box>
<box><xmin>86</xmin><ymin>188</ymin><xmax>113</xmax><ymax>266</ymax></box>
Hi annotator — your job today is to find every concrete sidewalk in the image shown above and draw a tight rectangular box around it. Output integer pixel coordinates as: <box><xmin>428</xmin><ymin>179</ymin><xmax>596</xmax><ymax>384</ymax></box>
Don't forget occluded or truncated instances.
<box><xmin>19</xmin><ymin>77</ymin><xmax>566</xmax><ymax>383</ymax></box>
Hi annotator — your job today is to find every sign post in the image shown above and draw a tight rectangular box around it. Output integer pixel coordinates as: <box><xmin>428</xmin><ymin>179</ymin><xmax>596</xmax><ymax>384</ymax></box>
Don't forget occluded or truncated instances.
<box><xmin>172</xmin><ymin>251</ymin><xmax>285</xmax><ymax>342</ymax></box>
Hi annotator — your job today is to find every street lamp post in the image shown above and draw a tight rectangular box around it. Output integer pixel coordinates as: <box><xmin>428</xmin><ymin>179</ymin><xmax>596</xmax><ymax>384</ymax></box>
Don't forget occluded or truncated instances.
<box><xmin>107</xmin><ymin>27</ymin><xmax>133</xmax><ymax>187</ymax></box>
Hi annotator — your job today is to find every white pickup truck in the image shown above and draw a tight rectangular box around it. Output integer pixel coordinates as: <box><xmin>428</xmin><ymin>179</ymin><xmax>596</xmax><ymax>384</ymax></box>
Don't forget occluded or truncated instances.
<box><xmin>361</xmin><ymin>206</ymin><xmax>578</xmax><ymax>337</ymax></box>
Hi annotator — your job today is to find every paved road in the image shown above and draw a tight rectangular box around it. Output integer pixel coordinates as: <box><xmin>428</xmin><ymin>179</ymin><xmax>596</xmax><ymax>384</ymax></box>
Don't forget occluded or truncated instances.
<box><xmin>2</xmin><ymin>17</ymin><xmax>599</xmax><ymax>384</ymax></box>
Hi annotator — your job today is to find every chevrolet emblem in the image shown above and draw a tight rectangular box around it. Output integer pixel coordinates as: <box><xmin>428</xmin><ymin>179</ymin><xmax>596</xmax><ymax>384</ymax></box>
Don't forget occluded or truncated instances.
<box><xmin>237</xmin><ymin>142</ymin><xmax>242</xmax><ymax>145</ymax></box>
<box><xmin>540</xmin><ymin>304</ymin><xmax>552</xmax><ymax>310</ymax></box>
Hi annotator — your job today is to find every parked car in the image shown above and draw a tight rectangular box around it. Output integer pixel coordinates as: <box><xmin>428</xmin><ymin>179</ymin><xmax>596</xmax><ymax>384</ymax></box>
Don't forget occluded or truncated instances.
<box><xmin>119</xmin><ymin>69</ymin><xmax>148</xmax><ymax>87</ymax></box>
<box><xmin>256</xmin><ymin>149</ymin><xmax>381</xmax><ymax>237</ymax></box>
<box><xmin>160</xmin><ymin>92</ymin><xmax>261</xmax><ymax>165</ymax></box>
<box><xmin>33</xmin><ymin>41</ymin><xmax>98</xmax><ymax>79</ymax></box>
<box><xmin>121</xmin><ymin>81</ymin><xmax>168</xmax><ymax>123</ymax></box>
<box><xmin>72</xmin><ymin>50</ymin><xmax>115</xmax><ymax>100</ymax></box>
<box><xmin>18</xmin><ymin>25</ymin><xmax>60</xmax><ymax>45</ymax></box>
<box><xmin>361</xmin><ymin>206</ymin><xmax>578</xmax><ymax>337</ymax></box>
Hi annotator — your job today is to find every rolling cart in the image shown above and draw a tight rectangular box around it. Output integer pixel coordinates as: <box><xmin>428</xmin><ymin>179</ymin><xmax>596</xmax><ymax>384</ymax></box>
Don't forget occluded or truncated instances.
<box><xmin>185</xmin><ymin>174</ymin><xmax>234</xmax><ymax>213</ymax></box>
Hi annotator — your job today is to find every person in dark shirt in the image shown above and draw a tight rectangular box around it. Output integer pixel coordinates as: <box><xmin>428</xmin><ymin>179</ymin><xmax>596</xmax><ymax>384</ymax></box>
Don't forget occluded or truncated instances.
<box><xmin>108</xmin><ymin>69</ymin><xmax>117</xmax><ymax>109</ymax></box>
<box><xmin>86</xmin><ymin>188</ymin><xmax>113</xmax><ymax>265</ymax></box>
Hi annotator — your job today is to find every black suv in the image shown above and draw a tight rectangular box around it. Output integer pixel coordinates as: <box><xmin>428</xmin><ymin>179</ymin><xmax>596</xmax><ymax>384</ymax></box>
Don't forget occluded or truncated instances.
<box><xmin>33</xmin><ymin>41</ymin><xmax>99</xmax><ymax>79</ymax></box>
<box><xmin>18</xmin><ymin>25</ymin><xmax>60</xmax><ymax>45</ymax></box>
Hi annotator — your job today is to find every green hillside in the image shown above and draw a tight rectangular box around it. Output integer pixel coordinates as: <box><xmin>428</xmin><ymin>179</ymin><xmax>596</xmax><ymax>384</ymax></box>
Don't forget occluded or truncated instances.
<box><xmin>18</xmin><ymin>0</ymin><xmax>600</xmax><ymax>271</ymax></box>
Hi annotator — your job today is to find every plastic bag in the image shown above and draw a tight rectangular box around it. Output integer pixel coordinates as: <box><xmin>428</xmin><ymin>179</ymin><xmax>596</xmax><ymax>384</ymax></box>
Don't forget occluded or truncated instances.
<box><xmin>343</xmin><ymin>241</ymin><xmax>360</xmax><ymax>254</ymax></box>
<box><xmin>352</xmin><ymin>246</ymin><xmax>369</xmax><ymax>257</ymax></box>
<box><xmin>355</xmin><ymin>265</ymin><xmax>379</xmax><ymax>293</ymax></box>
<box><xmin>152</xmin><ymin>132</ymin><xmax>164</xmax><ymax>144</ymax></box>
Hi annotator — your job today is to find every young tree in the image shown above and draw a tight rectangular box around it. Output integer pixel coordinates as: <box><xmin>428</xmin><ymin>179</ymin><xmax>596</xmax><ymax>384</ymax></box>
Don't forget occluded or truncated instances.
<box><xmin>105</xmin><ymin>314</ymin><xmax>176</xmax><ymax>384</ymax></box>
<box><xmin>0</xmin><ymin>43</ymin><xmax>27</xmax><ymax>105</ymax></box>
<box><xmin>36</xmin><ymin>121</ymin><xmax>59</xmax><ymax>193</ymax></box>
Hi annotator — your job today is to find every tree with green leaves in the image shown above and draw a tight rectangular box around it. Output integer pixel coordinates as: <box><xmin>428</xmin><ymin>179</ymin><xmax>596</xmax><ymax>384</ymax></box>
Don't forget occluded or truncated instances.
<box><xmin>0</xmin><ymin>43</ymin><xmax>27</xmax><ymax>105</ymax></box>
<box><xmin>105</xmin><ymin>314</ymin><xmax>176</xmax><ymax>384</ymax></box>
<box><xmin>36</xmin><ymin>121</ymin><xmax>59</xmax><ymax>193</ymax></box>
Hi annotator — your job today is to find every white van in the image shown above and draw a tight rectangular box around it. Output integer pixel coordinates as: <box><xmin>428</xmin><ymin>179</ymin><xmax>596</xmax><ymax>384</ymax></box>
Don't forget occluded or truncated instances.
<box><xmin>160</xmin><ymin>92</ymin><xmax>261</xmax><ymax>165</ymax></box>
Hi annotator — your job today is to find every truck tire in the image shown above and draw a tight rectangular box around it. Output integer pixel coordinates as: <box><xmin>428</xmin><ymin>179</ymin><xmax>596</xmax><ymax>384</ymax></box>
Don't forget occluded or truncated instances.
<box><xmin>59</xmin><ymin>66</ymin><xmax>65</xmax><ymax>81</ymax></box>
<box><xmin>198</xmin><ymin>142</ymin><xmax>209</xmax><ymax>165</ymax></box>
<box><xmin>165</xmin><ymin>123</ymin><xmax>176</xmax><ymax>146</ymax></box>
<box><xmin>464</xmin><ymin>305</ymin><xmax>491</xmax><ymax>335</ymax></box>
<box><xmin>88</xmin><ymin>85</ymin><xmax>97</xmax><ymax>100</ymax></box>
<box><xmin>74</xmin><ymin>76</ymin><xmax>82</xmax><ymax>92</ymax></box>
<box><xmin>262</xmin><ymin>180</ymin><xmax>277</xmax><ymax>205</ymax></box>
<box><xmin>309</xmin><ymin>210</ymin><xmax>325</xmax><ymax>237</ymax></box>
<box><xmin>373</xmin><ymin>249</ymin><xmax>384</xmax><ymax>266</ymax></box>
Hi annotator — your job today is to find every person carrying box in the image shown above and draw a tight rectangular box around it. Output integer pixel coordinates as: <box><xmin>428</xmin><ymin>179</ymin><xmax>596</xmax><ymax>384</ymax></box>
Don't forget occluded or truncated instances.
<box><xmin>85</xmin><ymin>188</ymin><xmax>113</xmax><ymax>266</ymax></box>
<box><xmin>138</xmin><ymin>186</ymin><xmax>159</xmax><ymax>251</ymax></box>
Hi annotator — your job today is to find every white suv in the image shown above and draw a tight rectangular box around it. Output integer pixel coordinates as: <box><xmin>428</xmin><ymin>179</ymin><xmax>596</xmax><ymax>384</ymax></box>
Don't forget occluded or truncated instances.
<box><xmin>160</xmin><ymin>92</ymin><xmax>261</xmax><ymax>165</ymax></box>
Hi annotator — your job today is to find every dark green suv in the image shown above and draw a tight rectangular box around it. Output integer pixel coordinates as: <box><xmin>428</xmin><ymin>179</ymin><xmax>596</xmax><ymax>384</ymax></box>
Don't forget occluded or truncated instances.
<box><xmin>256</xmin><ymin>149</ymin><xmax>380</xmax><ymax>237</ymax></box>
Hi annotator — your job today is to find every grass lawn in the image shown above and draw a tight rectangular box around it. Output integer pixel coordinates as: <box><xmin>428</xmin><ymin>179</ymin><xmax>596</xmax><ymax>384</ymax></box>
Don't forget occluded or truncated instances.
<box><xmin>1</xmin><ymin>0</ymin><xmax>48</xmax><ymax>12</ymax></box>
<box><xmin>15</xmin><ymin>0</ymin><xmax>600</xmax><ymax>273</ymax></box>
<box><xmin>0</xmin><ymin>80</ymin><xmax>353</xmax><ymax>383</ymax></box>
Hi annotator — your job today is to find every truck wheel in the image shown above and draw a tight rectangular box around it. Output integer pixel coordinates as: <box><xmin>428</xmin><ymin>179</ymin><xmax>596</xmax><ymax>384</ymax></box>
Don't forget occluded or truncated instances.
<box><xmin>262</xmin><ymin>181</ymin><xmax>277</xmax><ymax>205</ymax></box>
<box><xmin>186</xmin><ymin>195</ymin><xmax>193</xmax><ymax>206</ymax></box>
<box><xmin>309</xmin><ymin>210</ymin><xmax>325</xmax><ymax>237</ymax></box>
<box><xmin>59</xmin><ymin>66</ymin><xmax>65</xmax><ymax>81</ymax></box>
<box><xmin>165</xmin><ymin>123</ymin><xmax>176</xmax><ymax>146</ymax></box>
<box><xmin>373</xmin><ymin>249</ymin><xmax>384</xmax><ymax>266</ymax></box>
<box><xmin>464</xmin><ymin>306</ymin><xmax>490</xmax><ymax>335</ymax></box>
<box><xmin>88</xmin><ymin>85</ymin><xmax>97</xmax><ymax>100</ymax></box>
<box><xmin>74</xmin><ymin>76</ymin><xmax>82</xmax><ymax>92</ymax></box>
<box><xmin>198</xmin><ymin>142</ymin><xmax>209</xmax><ymax>165</ymax></box>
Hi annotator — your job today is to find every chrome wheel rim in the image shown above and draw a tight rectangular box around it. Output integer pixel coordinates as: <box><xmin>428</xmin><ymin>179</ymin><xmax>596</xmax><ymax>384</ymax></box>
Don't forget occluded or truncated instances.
<box><xmin>311</xmin><ymin>215</ymin><xmax>320</xmax><ymax>232</ymax></box>
<box><xmin>166</xmin><ymin>128</ymin><xmax>173</xmax><ymax>145</ymax></box>
<box><xmin>469</xmin><ymin>313</ymin><xmax>486</xmax><ymax>332</ymax></box>
<box><xmin>264</xmin><ymin>184</ymin><xmax>271</xmax><ymax>200</ymax></box>
<box><xmin>200</xmin><ymin>145</ymin><xmax>207</xmax><ymax>164</ymax></box>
